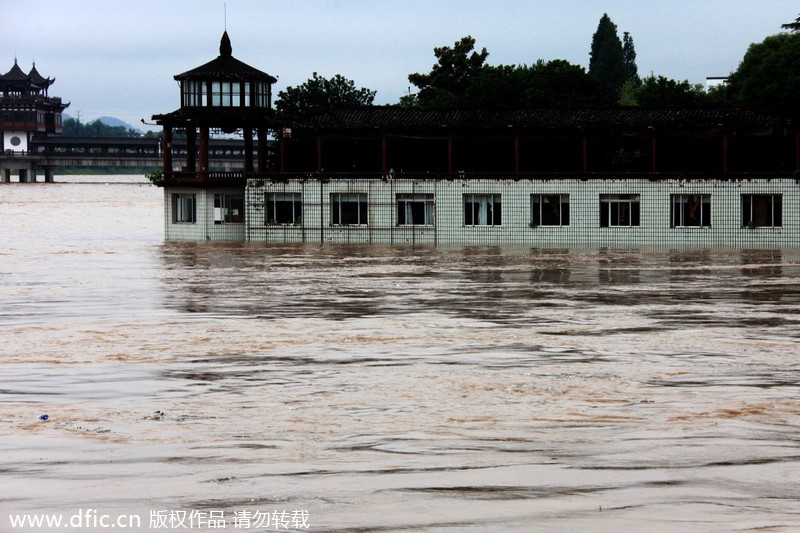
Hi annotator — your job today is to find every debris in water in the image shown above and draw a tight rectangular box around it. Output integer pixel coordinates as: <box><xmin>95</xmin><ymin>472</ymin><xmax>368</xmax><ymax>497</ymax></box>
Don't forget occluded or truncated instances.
<box><xmin>38</xmin><ymin>414</ymin><xmax>49</xmax><ymax>421</ymax></box>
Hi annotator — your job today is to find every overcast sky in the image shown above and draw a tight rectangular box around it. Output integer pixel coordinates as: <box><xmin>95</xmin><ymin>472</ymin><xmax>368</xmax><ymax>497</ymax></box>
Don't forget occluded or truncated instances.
<box><xmin>5</xmin><ymin>1</ymin><xmax>797</xmax><ymax>131</ymax></box>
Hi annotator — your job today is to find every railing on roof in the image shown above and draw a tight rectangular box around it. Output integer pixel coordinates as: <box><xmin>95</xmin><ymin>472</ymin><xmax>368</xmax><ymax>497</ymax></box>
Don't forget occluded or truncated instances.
<box><xmin>162</xmin><ymin>169</ymin><xmax>799</xmax><ymax>186</ymax></box>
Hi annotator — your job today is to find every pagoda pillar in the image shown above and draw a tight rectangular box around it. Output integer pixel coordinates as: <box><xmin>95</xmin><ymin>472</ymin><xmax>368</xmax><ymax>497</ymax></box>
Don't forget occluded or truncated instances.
<box><xmin>257</xmin><ymin>127</ymin><xmax>267</xmax><ymax>173</ymax></box>
<box><xmin>279</xmin><ymin>134</ymin><xmax>286</xmax><ymax>173</ymax></box>
<box><xmin>651</xmin><ymin>135</ymin><xmax>658</xmax><ymax>173</ymax></box>
<box><xmin>186</xmin><ymin>127</ymin><xmax>196</xmax><ymax>171</ymax></box>
<box><xmin>382</xmin><ymin>135</ymin><xmax>388</xmax><ymax>174</ymax></box>
<box><xmin>722</xmin><ymin>133</ymin><xmax>729</xmax><ymax>174</ymax></box>
<box><xmin>244</xmin><ymin>127</ymin><xmax>254</xmax><ymax>173</ymax></box>
<box><xmin>582</xmin><ymin>135</ymin><xmax>589</xmax><ymax>173</ymax></box>
<box><xmin>162</xmin><ymin>126</ymin><xmax>173</xmax><ymax>174</ymax></box>
<box><xmin>199</xmin><ymin>126</ymin><xmax>209</xmax><ymax>173</ymax></box>
<box><xmin>795</xmin><ymin>132</ymin><xmax>800</xmax><ymax>171</ymax></box>
<box><xmin>447</xmin><ymin>137</ymin><xmax>454</xmax><ymax>174</ymax></box>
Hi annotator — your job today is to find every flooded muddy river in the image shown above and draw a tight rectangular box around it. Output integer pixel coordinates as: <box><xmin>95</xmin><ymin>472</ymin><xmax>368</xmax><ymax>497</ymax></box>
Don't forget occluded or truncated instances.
<box><xmin>1</xmin><ymin>176</ymin><xmax>799</xmax><ymax>532</ymax></box>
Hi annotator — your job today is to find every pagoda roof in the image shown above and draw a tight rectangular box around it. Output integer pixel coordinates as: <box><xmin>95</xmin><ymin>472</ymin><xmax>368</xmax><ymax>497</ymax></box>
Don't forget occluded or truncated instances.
<box><xmin>2</xmin><ymin>59</ymin><xmax>30</xmax><ymax>82</ymax></box>
<box><xmin>175</xmin><ymin>32</ymin><xmax>277</xmax><ymax>83</ymax></box>
<box><xmin>28</xmin><ymin>62</ymin><xmax>54</xmax><ymax>88</ymax></box>
<box><xmin>292</xmin><ymin>106</ymin><xmax>790</xmax><ymax>134</ymax></box>
<box><xmin>152</xmin><ymin>105</ymin><xmax>283</xmax><ymax>129</ymax></box>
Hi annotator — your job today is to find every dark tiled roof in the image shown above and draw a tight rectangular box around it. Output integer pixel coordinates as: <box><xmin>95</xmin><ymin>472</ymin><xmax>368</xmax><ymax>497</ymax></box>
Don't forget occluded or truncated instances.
<box><xmin>152</xmin><ymin>105</ymin><xmax>283</xmax><ymax>128</ymax></box>
<box><xmin>1</xmin><ymin>60</ymin><xmax>30</xmax><ymax>82</ymax></box>
<box><xmin>28</xmin><ymin>63</ymin><xmax>53</xmax><ymax>87</ymax></box>
<box><xmin>293</xmin><ymin>107</ymin><xmax>789</xmax><ymax>133</ymax></box>
<box><xmin>175</xmin><ymin>32</ymin><xmax>277</xmax><ymax>83</ymax></box>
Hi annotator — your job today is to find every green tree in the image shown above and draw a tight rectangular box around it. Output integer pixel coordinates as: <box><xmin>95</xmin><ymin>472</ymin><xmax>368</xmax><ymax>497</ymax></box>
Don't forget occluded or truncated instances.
<box><xmin>781</xmin><ymin>13</ymin><xmax>800</xmax><ymax>32</ymax></box>
<box><xmin>622</xmin><ymin>32</ymin><xmax>640</xmax><ymax>85</ymax></box>
<box><xmin>408</xmin><ymin>36</ymin><xmax>489</xmax><ymax>108</ymax></box>
<box><xmin>62</xmin><ymin>118</ymin><xmax>141</xmax><ymax>137</ymax></box>
<box><xmin>635</xmin><ymin>75</ymin><xmax>709</xmax><ymax>107</ymax></box>
<box><xmin>589</xmin><ymin>14</ymin><xmax>627</xmax><ymax>98</ymax></box>
<box><xmin>275</xmin><ymin>72</ymin><xmax>376</xmax><ymax>116</ymax></box>
<box><xmin>518</xmin><ymin>60</ymin><xmax>611</xmax><ymax>106</ymax></box>
<box><xmin>727</xmin><ymin>31</ymin><xmax>800</xmax><ymax>119</ymax></box>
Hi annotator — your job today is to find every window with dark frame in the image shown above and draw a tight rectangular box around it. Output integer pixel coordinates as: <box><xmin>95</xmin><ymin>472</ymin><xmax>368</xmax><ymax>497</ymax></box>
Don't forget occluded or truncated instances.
<box><xmin>397</xmin><ymin>194</ymin><xmax>435</xmax><ymax>226</ymax></box>
<box><xmin>331</xmin><ymin>193</ymin><xmax>368</xmax><ymax>225</ymax></box>
<box><xmin>671</xmin><ymin>194</ymin><xmax>711</xmax><ymax>227</ymax></box>
<box><xmin>742</xmin><ymin>194</ymin><xmax>782</xmax><ymax>228</ymax></box>
<box><xmin>600</xmin><ymin>194</ymin><xmax>640</xmax><ymax>227</ymax></box>
<box><xmin>531</xmin><ymin>194</ymin><xmax>570</xmax><ymax>227</ymax></box>
<box><xmin>172</xmin><ymin>193</ymin><xmax>196</xmax><ymax>224</ymax></box>
<box><xmin>266</xmin><ymin>193</ymin><xmax>302</xmax><ymax>225</ymax></box>
<box><xmin>214</xmin><ymin>193</ymin><xmax>244</xmax><ymax>224</ymax></box>
<box><xmin>464</xmin><ymin>194</ymin><xmax>502</xmax><ymax>226</ymax></box>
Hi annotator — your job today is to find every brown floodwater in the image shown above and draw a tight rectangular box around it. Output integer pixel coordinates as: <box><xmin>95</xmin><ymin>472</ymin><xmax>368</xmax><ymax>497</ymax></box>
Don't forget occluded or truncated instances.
<box><xmin>1</xmin><ymin>176</ymin><xmax>799</xmax><ymax>532</ymax></box>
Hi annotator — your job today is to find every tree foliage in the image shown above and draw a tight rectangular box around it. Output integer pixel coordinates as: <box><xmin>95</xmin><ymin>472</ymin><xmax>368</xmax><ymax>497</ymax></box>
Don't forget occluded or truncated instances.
<box><xmin>781</xmin><ymin>13</ymin><xmax>800</xmax><ymax>32</ymax></box>
<box><xmin>633</xmin><ymin>75</ymin><xmax>710</xmax><ymax>107</ymax></box>
<box><xmin>727</xmin><ymin>31</ymin><xmax>800</xmax><ymax>119</ymax></box>
<box><xmin>406</xmin><ymin>37</ymin><xmax>609</xmax><ymax>109</ymax></box>
<box><xmin>275</xmin><ymin>72</ymin><xmax>376</xmax><ymax>116</ymax></box>
<box><xmin>622</xmin><ymin>32</ymin><xmax>640</xmax><ymax>85</ymax></box>
<box><xmin>589</xmin><ymin>14</ymin><xmax>627</xmax><ymax>97</ymax></box>
<box><xmin>408</xmin><ymin>36</ymin><xmax>489</xmax><ymax>108</ymax></box>
<box><xmin>62</xmin><ymin>118</ymin><xmax>142</xmax><ymax>137</ymax></box>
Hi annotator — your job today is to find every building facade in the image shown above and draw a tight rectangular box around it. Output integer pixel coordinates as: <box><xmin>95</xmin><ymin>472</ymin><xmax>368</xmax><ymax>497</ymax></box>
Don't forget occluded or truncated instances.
<box><xmin>1</xmin><ymin>59</ymin><xmax>68</xmax><ymax>182</ymax></box>
<box><xmin>154</xmin><ymin>35</ymin><xmax>800</xmax><ymax>248</ymax></box>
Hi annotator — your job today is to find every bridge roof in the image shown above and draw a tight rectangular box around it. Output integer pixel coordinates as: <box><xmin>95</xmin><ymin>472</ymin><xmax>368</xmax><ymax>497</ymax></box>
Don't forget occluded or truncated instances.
<box><xmin>174</xmin><ymin>32</ymin><xmax>277</xmax><ymax>84</ymax></box>
<box><xmin>291</xmin><ymin>106</ymin><xmax>791</xmax><ymax>135</ymax></box>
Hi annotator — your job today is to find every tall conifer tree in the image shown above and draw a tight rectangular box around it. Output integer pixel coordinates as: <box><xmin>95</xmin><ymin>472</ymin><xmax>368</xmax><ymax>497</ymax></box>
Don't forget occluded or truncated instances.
<box><xmin>589</xmin><ymin>14</ymin><xmax>626</xmax><ymax>97</ymax></box>
<box><xmin>622</xmin><ymin>32</ymin><xmax>640</xmax><ymax>85</ymax></box>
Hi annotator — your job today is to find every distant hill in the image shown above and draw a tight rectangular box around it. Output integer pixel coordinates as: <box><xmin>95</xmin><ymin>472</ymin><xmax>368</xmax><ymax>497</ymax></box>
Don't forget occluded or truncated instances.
<box><xmin>96</xmin><ymin>116</ymin><xmax>143</xmax><ymax>134</ymax></box>
<box><xmin>61</xmin><ymin>113</ymin><xmax>143</xmax><ymax>135</ymax></box>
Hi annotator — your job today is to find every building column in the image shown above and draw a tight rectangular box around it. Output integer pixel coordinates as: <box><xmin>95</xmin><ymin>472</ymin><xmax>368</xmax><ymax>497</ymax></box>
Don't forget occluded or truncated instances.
<box><xmin>514</xmin><ymin>134</ymin><xmax>520</xmax><ymax>174</ymax></box>
<box><xmin>186</xmin><ymin>127</ymin><xmax>197</xmax><ymax>172</ymax></box>
<box><xmin>381</xmin><ymin>135</ymin><xmax>388</xmax><ymax>174</ymax></box>
<box><xmin>795</xmin><ymin>132</ymin><xmax>800</xmax><ymax>171</ymax></box>
<box><xmin>447</xmin><ymin>137</ymin><xmax>454</xmax><ymax>174</ymax></box>
<box><xmin>316</xmin><ymin>136</ymin><xmax>323</xmax><ymax>172</ymax></box>
<box><xmin>279</xmin><ymin>133</ymin><xmax>287</xmax><ymax>173</ymax></box>
<box><xmin>651</xmin><ymin>135</ymin><xmax>658</xmax><ymax>173</ymax></box>
<box><xmin>199</xmin><ymin>125</ymin><xmax>209</xmax><ymax>174</ymax></box>
<box><xmin>257</xmin><ymin>127</ymin><xmax>267</xmax><ymax>173</ymax></box>
<box><xmin>162</xmin><ymin>126</ymin><xmax>173</xmax><ymax>174</ymax></box>
<box><xmin>722</xmin><ymin>133</ymin><xmax>729</xmax><ymax>174</ymax></box>
<box><xmin>19</xmin><ymin>169</ymin><xmax>28</xmax><ymax>183</ymax></box>
<box><xmin>582</xmin><ymin>135</ymin><xmax>589</xmax><ymax>173</ymax></box>
<box><xmin>3</xmin><ymin>168</ymin><xmax>10</xmax><ymax>183</ymax></box>
<box><xmin>44</xmin><ymin>167</ymin><xmax>54</xmax><ymax>183</ymax></box>
<box><xmin>243</xmin><ymin>127</ymin><xmax>254</xmax><ymax>173</ymax></box>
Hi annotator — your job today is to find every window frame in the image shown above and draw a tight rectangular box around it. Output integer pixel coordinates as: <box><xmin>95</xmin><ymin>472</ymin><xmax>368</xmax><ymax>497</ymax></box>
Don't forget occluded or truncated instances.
<box><xmin>670</xmin><ymin>194</ymin><xmax>711</xmax><ymax>228</ymax></box>
<box><xmin>531</xmin><ymin>194</ymin><xmax>570</xmax><ymax>227</ymax></box>
<box><xmin>741</xmin><ymin>194</ymin><xmax>782</xmax><ymax>228</ymax></box>
<box><xmin>396</xmin><ymin>193</ymin><xmax>435</xmax><ymax>226</ymax></box>
<box><xmin>599</xmin><ymin>194</ymin><xmax>640</xmax><ymax>227</ymax></box>
<box><xmin>172</xmin><ymin>193</ymin><xmax>196</xmax><ymax>224</ymax></box>
<box><xmin>331</xmin><ymin>193</ymin><xmax>368</xmax><ymax>226</ymax></box>
<box><xmin>266</xmin><ymin>192</ymin><xmax>302</xmax><ymax>225</ymax></box>
<box><xmin>463</xmin><ymin>194</ymin><xmax>502</xmax><ymax>227</ymax></box>
<box><xmin>213</xmin><ymin>193</ymin><xmax>245</xmax><ymax>224</ymax></box>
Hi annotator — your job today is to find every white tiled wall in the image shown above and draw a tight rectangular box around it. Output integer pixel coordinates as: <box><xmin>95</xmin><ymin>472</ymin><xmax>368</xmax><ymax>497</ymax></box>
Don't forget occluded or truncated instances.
<box><xmin>166</xmin><ymin>178</ymin><xmax>800</xmax><ymax>248</ymax></box>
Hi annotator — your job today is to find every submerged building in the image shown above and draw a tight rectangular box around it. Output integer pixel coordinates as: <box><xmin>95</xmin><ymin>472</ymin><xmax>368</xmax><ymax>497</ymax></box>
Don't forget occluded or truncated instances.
<box><xmin>153</xmin><ymin>33</ymin><xmax>799</xmax><ymax>248</ymax></box>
